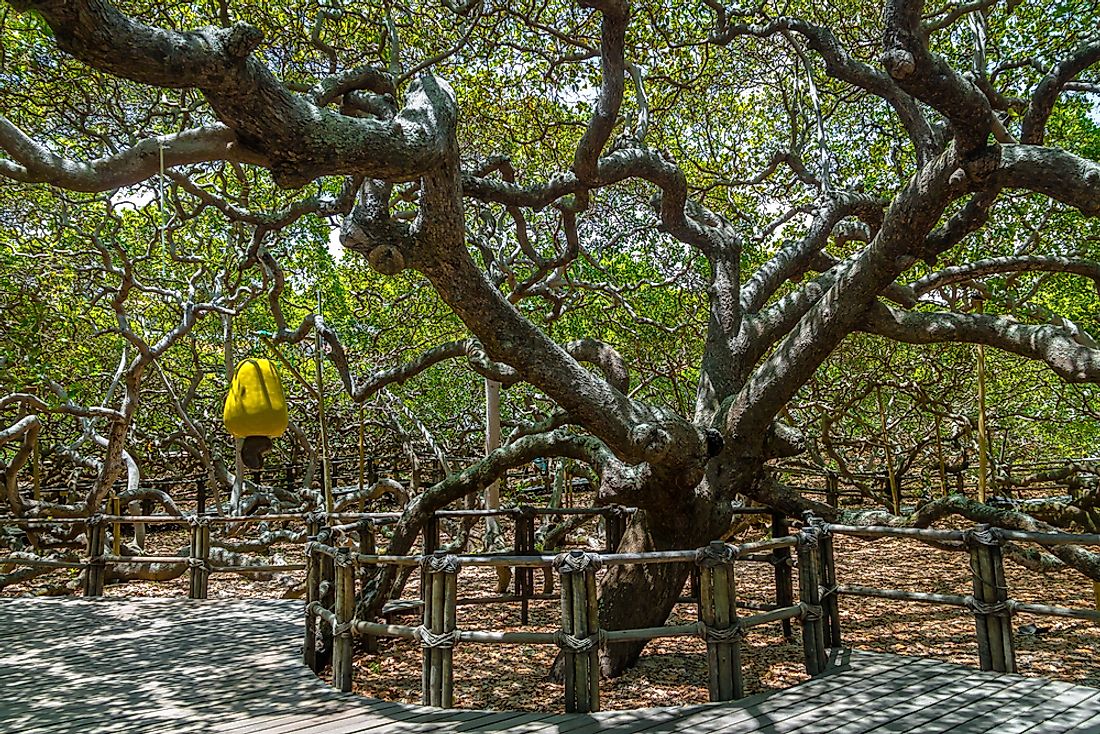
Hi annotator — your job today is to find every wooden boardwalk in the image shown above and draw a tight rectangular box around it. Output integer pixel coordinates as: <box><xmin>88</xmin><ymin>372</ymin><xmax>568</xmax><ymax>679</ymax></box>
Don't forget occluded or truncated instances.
<box><xmin>1</xmin><ymin>597</ymin><xmax>1098</xmax><ymax>733</ymax></box>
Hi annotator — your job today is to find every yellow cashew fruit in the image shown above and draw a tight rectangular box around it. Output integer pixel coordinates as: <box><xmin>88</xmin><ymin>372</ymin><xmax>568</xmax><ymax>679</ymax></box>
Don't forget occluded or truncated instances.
<box><xmin>223</xmin><ymin>359</ymin><xmax>289</xmax><ymax>439</ymax></box>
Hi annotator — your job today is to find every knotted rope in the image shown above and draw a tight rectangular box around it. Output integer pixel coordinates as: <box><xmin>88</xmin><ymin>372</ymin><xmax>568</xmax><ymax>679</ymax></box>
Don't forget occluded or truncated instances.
<box><xmin>413</xmin><ymin>625</ymin><xmax>462</xmax><ymax>649</ymax></box>
<box><xmin>554</xmin><ymin>629</ymin><xmax>606</xmax><ymax>652</ymax></box>
<box><xmin>695</xmin><ymin>621</ymin><xmax>744</xmax><ymax>643</ymax></box>
<box><xmin>965</xmin><ymin>524</ymin><xmax>1005</xmax><ymax>548</ymax></box>
<box><xmin>799</xmin><ymin>602</ymin><xmax>824</xmax><ymax>622</ymax></box>
<box><xmin>334</xmin><ymin>547</ymin><xmax>355</xmax><ymax>568</ymax></box>
<box><xmin>797</xmin><ymin>527</ymin><xmax>820</xmax><ymax>548</ymax></box>
<box><xmin>186</xmin><ymin>514</ymin><xmax>209</xmax><ymax>528</ymax></box>
<box><xmin>695</xmin><ymin>541</ymin><xmax>738</xmax><ymax>567</ymax></box>
<box><xmin>553</xmin><ymin>550</ymin><xmax>602</xmax><ymax>574</ymax></box>
<box><xmin>421</xmin><ymin>552</ymin><xmax>462</xmax><ymax>575</ymax></box>
<box><xmin>964</xmin><ymin>595</ymin><xmax>1014</xmax><ymax>618</ymax></box>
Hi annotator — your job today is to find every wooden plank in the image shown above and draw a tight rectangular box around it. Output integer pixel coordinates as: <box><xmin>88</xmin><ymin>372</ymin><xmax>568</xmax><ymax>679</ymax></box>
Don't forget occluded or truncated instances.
<box><xmin>958</xmin><ymin>685</ymin><xmax>1100</xmax><ymax>734</ymax></box>
<box><xmin>565</xmin><ymin>655</ymin><xmax>939</xmax><ymax>734</ymax></box>
<box><xmin>826</xmin><ymin>672</ymin><xmax>1026</xmax><ymax>734</ymax></box>
<box><xmin>1015</xmin><ymin>689</ymin><xmax>1100</xmax><ymax>734</ymax></box>
<box><xmin>694</xmin><ymin>659</ymin><xmax>974</xmax><ymax>734</ymax></box>
<box><xmin>4</xmin><ymin>598</ymin><xmax>1100</xmax><ymax>734</ymax></box>
<box><xmin>887</xmin><ymin>676</ymin><xmax>1058</xmax><ymax>733</ymax></box>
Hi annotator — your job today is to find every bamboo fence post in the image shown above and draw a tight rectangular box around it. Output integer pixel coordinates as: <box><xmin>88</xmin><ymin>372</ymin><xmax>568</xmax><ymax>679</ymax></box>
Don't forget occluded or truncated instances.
<box><xmin>188</xmin><ymin>515</ymin><xmax>210</xmax><ymax>599</ymax></box>
<box><xmin>84</xmin><ymin>515</ymin><xmax>105</xmax><ymax>597</ymax></box>
<box><xmin>797</xmin><ymin>523</ymin><xmax>827</xmax><ymax>675</ymax></box>
<box><xmin>515</xmin><ymin>506</ymin><xmax>537</xmax><ymax>626</ymax></box>
<box><xmin>555</xmin><ymin>550</ymin><xmax>601</xmax><ymax>713</ymax></box>
<box><xmin>810</xmin><ymin>516</ymin><xmax>841</xmax><ymax>649</ymax></box>
<box><xmin>111</xmin><ymin>495</ymin><xmax>122</xmax><ymax>556</ymax></box>
<box><xmin>975</xmin><ymin>302</ymin><xmax>991</xmax><ymax>503</ymax></box>
<box><xmin>696</xmin><ymin>541</ymin><xmax>743</xmax><ymax>701</ymax></box>
<box><xmin>317</xmin><ymin>527</ymin><xmax>336</xmax><ymax>671</ymax></box>
<box><xmin>418</xmin><ymin>551</ymin><xmax>460</xmax><ymax>707</ymax></box>
<box><xmin>31</xmin><ymin>438</ymin><xmax>40</xmax><ymax>502</ymax></box>
<box><xmin>876</xmin><ymin>387</ymin><xmax>900</xmax><ymax>514</ymax></box>
<box><xmin>772</xmin><ymin>513</ymin><xmax>795</xmax><ymax>641</ymax></box>
<box><xmin>825</xmin><ymin>471</ymin><xmax>839</xmax><ymax>508</ymax></box>
<box><xmin>967</xmin><ymin>525</ymin><xmax>1016</xmax><ymax>672</ymax></box>
<box><xmin>357</xmin><ymin>519</ymin><xmax>379</xmax><ymax>653</ymax></box>
<box><xmin>358</xmin><ymin>404</ymin><xmax>365</xmax><ymax>496</ymax></box>
<box><xmin>304</xmin><ymin>519</ymin><xmax>320</xmax><ymax>672</ymax></box>
<box><xmin>331</xmin><ymin>548</ymin><xmax>356</xmax><ymax>692</ymax></box>
<box><xmin>934</xmin><ymin>412</ymin><xmax>949</xmax><ymax>498</ymax></box>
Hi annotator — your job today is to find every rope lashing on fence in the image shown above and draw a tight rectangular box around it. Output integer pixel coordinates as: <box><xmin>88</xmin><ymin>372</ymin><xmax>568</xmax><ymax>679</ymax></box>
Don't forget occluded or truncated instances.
<box><xmin>186</xmin><ymin>557</ymin><xmax>210</xmax><ymax>570</ymax></box>
<box><xmin>333</xmin><ymin>619</ymin><xmax>357</xmax><ymax>638</ymax></box>
<box><xmin>966</xmin><ymin>525</ymin><xmax>1005</xmax><ymax>548</ymax></box>
<box><xmin>413</xmin><ymin>624</ymin><xmax>462</xmax><ymax>649</ymax></box>
<box><xmin>799</xmin><ymin>602</ymin><xmax>824</xmax><ymax>622</ymax></box>
<box><xmin>334</xmin><ymin>547</ymin><xmax>355</xmax><ymax>568</ymax></box>
<box><xmin>554</xmin><ymin>629</ymin><xmax>606</xmax><ymax>652</ymax></box>
<box><xmin>797</xmin><ymin>527</ymin><xmax>820</xmax><ymax>548</ymax></box>
<box><xmin>186</xmin><ymin>514</ymin><xmax>209</xmax><ymax>527</ymax></box>
<box><xmin>86</xmin><ymin>513</ymin><xmax>105</xmax><ymax>528</ymax></box>
<box><xmin>695</xmin><ymin>541</ymin><xmax>738</xmax><ymax>566</ymax></box>
<box><xmin>964</xmin><ymin>595</ymin><xmax>1015</xmax><ymax>618</ymax></box>
<box><xmin>421</xmin><ymin>552</ymin><xmax>462</xmax><ymax>574</ymax></box>
<box><xmin>553</xmin><ymin>550</ymin><xmax>603</xmax><ymax>573</ymax></box>
<box><xmin>695</xmin><ymin>620</ymin><xmax>745</xmax><ymax>643</ymax></box>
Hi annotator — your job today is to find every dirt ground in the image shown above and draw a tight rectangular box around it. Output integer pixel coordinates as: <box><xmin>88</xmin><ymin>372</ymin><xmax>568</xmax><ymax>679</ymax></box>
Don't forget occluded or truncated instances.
<box><xmin>4</xmin><ymin>524</ymin><xmax>1098</xmax><ymax>711</ymax></box>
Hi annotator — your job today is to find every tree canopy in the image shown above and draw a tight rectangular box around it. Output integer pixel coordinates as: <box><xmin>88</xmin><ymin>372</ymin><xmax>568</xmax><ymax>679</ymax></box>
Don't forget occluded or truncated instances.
<box><xmin>2</xmin><ymin>0</ymin><xmax>1100</xmax><ymax>674</ymax></box>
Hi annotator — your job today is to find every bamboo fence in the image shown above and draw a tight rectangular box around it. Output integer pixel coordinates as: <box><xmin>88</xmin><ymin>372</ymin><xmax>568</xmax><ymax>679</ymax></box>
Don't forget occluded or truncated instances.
<box><xmin>304</xmin><ymin>529</ymin><xmax>814</xmax><ymax>712</ymax></box>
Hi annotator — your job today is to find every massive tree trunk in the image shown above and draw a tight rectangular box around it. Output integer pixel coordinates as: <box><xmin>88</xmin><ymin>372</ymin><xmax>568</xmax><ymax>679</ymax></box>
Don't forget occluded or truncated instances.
<box><xmin>596</xmin><ymin>487</ymin><xmax>734</xmax><ymax>674</ymax></box>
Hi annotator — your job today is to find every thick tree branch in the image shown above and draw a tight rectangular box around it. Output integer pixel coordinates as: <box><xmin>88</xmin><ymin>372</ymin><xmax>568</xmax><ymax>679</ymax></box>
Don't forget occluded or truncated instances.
<box><xmin>911</xmin><ymin>255</ymin><xmax>1100</xmax><ymax>296</ymax></box>
<box><xmin>13</xmin><ymin>0</ymin><xmax>456</xmax><ymax>187</ymax></box>
<box><xmin>741</xmin><ymin>192</ymin><xmax>885</xmax><ymax>313</ymax></box>
<box><xmin>1021</xmin><ymin>37</ymin><xmax>1100</xmax><ymax>145</ymax></box>
<box><xmin>573</xmin><ymin>0</ymin><xmax>628</xmax><ymax>188</ymax></box>
<box><xmin>991</xmin><ymin>144</ymin><xmax>1100</xmax><ymax>216</ymax></box>
<box><xmin>862</xmin><ymin>303</ymin><xmax>1100</xmax><ymax>383</ymax></box>
<box><xmin>881</xmin><ymin>0</ymin><xmax>994</xmax><ymax>159</ymax></box>
<box><xmin>0</xmin><ymin>120</ymin><xmax>263</xmax><ymax>193</ymax></box>
<box><xmin>714</xmin><ymin>15</ymin><xmax>938</xmax><ymax>165</ymax></box>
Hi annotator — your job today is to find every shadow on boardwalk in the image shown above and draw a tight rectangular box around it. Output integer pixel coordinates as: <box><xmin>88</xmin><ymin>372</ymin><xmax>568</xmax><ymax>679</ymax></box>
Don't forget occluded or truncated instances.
<box><xmin>1</xmin><ymin>597</ymin><xmax>1098</xmax><ymax>733</ymax></box>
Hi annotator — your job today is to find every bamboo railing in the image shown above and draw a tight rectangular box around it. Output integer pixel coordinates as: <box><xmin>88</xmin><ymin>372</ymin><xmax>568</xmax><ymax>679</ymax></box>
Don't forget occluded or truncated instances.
<box><xmin>0</xmin><ymin>512</ymin><xmax>372</xmax><ymax>598</ymax></box>
<box><xmin>304</xmin><ymin>526</ymin><xmax>819</xmax><ymax>713</ymax></box>
<box><xmin>823</xmin><ymin>519</ymin><xmax>1100</xmax><ymax>674</ymax></box>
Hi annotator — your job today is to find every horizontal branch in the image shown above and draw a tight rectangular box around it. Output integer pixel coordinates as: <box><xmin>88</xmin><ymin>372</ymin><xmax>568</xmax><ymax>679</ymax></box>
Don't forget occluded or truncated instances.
<box><xmin>0</xmin><ymin>121</ymin><xmax>263</xmax><ymax>193</ymax></box>
<box><xmin>861</xmin><ymin>303</ymin><xmax>1100</xmax><ymax>383</ymax></box>
<box><xmin>1022</xmin><ymin>37</ymin><xmax>1100</xmax><ymax>145</ymax></box>
<box><xmin>14</xmin><ymin>1</ymin><xmax>456</xmax><ymax>187</ymax></box>
<box><xmin>911</xmin><ymin>255</ymin><xmax>1100</xmax><ymax>295</ymax></box>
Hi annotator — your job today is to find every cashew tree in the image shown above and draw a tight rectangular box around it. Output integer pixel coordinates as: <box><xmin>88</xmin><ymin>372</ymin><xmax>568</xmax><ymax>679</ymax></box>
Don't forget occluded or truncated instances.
<box><xmin>3</xmin><ymin>0</ymin><xmax>1100</xmax><ymax>674</ymax></box>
